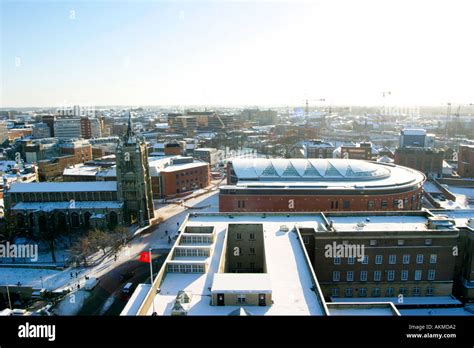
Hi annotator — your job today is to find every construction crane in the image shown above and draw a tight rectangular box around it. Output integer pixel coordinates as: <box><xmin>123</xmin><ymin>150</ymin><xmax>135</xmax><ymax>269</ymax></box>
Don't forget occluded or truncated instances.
<box><xmin>304</xmin><ymin>98</ymin><xmax>326</xmax><ymax>116</ymax></box>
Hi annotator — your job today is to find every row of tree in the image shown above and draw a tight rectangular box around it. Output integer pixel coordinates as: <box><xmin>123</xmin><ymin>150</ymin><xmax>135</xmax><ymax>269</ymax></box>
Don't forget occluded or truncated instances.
<box><xmin>70</xmin><ymin>227</ymin><xmax>130</xmax><ymax>266</ymax></box>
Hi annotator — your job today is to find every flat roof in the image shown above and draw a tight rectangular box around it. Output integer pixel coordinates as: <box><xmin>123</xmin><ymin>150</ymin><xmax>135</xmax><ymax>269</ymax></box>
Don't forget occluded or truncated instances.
<box><xmin>12</xmin><ymin>201</ymin><xmax>123</xmax><ymax>211</ymax></box>
<box><xmin>211</xmin><ymin>274</ymin><xmax>272</xmax><ymax>294</ymax></box>
<box><xmin>327</xmin><ymin>214</ymin><xmax>433</xmax><ymax>232</ymax></box>
<box><xmin>8</xmin><ymin>181</ymin><xmax>117</xmax><ymax>193</ymax></box>
<box><xmin>146</xmin><ymin>213</ymin><xmax>327</xmax><ymax>316</ymax></box>
<box><xmin>120</xmin><ymin>284</ymin><xmax>152</xmax><ymax>316</ymax></box>
<box><xmin>332</xmin><ymin>296</ymin><xmax>462</xmax><ymax>306</ymax></box>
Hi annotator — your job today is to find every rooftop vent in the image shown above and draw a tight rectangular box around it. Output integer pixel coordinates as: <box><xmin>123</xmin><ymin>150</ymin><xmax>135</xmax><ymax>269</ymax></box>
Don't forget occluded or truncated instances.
<box><xmin>427</xmin><ymin>216</ymin><xmax>455</xmax><ymax>230</ymax></box>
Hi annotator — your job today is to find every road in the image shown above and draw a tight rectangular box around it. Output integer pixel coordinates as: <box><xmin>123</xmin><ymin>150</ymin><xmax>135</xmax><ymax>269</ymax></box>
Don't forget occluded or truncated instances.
<box><xmin>74</xmin><ymin>190</ymin><xmax>219</xmax><ymax>315</ymax></box>
<box><xmin>77</xmin><ymin>250</ymin><xmax>168</xmax><ymax>315</ymax></box>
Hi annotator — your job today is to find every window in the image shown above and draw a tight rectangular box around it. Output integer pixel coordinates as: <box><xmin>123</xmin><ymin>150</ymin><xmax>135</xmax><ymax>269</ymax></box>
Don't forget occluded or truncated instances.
<box><xmin>416</xmin><ymin>254</ymin><xmax>423</xmax><ymax>264</ymax></box>
<box><xmin>429</xmin><ymin>254</ymin><xmax>437</xmax><ymax>264</ymax></box>
<box><xmin>372</xmin><ymin>287</ymin><xmax>381</xmax><ymax>297</ymax></box>
<box><xmin>237</xmin><ymin>294</ymin><xmax>246</xmax><ymax>303</ymax></box>
<box><xmin>381</xmin><ymin>200</ymin><xmax>388</xmax><ymax>209</ymax></box>
<box><xmin>331</xmin><ymin>288</ymin><xmax>339</xmax><ymax>297</ymax></box>
<box><xmin>368</xmin><ymin>201</ymin><xmax>375</xmax><ymax>210</ymax></box>
<box><xmin>343</xmin><ymin>201</ymin><xmax>350</xmax><ymax>209</ymax></box>
<box><xmin>249</xmin><ymin>248</ymin><xmax>255</xmax><ymax>255</ymax></box>
<box><xmin>398</xmin><ymin>240</ymin><xmax>405</xmax><ymax>246</ymax></box>
<box><xmin>375</xmin><ymin>255</ymin><xmax>382</xmax><ymax>265</ymax></box>
<box><xmin>386</xmin><ymin>287</ymin><xmax>394</xmax><ymax>297</ymax></box>
<box><xmin>412</xmin><ymin>287</ymin><xmax>420</xmax><ymax>296</ymax></box>
<box><xmin>361</xmin><ymin>255</ymin><xmax>368</xmax><ymax>264</ymax></box>
<box><xmin>303</xmin><ymin>236</ymin><xmax>310</xmax><ymax>245</ymax></box>
<box><xmin>387</xmin><ymin>270</ymin><xmax>395</xmax><ymax>281</ymax></box>
<box><xmin>425</xmin><ymin>239</ymin><xmax>432</xmax><ymax>246</ymax></box>
<box><xmin>428</xmin><ymin>270</ymin><xmax>436</xmax><ymax>281</ymax></box>
<box><xmin>374</xmin><ymin>271</ymin><xmax>381</xmax><ymax>281</ymax></box>
<box><xmin>415</xmin><ymin>270</ymin><xmax>422</xmax><ymax>281</ymax></box>
<box><xmin>370</xmin><ymin>240</ymin><xmax>377</xmax><ymax>246</ymax></box>
<box><xmin>360</xmin><ymin>271</ymin><xmax>367</xmax><ymax>282</ymax></box>
<box><xmin>401</xmin><ymin>270</ymin><xmax>408</xmax><ymax>281</ymax></box>
<box><xmin>334</xmin><ymin>257</ymin><xmax>341</xmax><ymax>265</ymax></box>
<box><xmin>347</xmin><ymin>271</ymin><xmax>354</xmax><ymax>282</ymax></box>
<box><xmin>236</xmin><ymin>233</ymin><xmax>242</xmax><ymax>240</ymax></box>
<box><xmin>426</xmin><ymin>287</ymin><xmax>434</xmax><ymax>296</ymax></box>
<box><xmin>389</xmin><ymin>255</ymin><xmax>396</xmax><ymax>264</ymax></box>
<box><xmin>249</xmin><ymin>233</ymin><xmax>255</xmax><ymax>240</ymax></box>
<box><xmin>345</xmin><ymin>288</ymin><xmax>353</xmax><ymax>297</ymax></box>
<box><xmin>402</xmin><ymin>254</ymin><xmax>410</xmax><ymax>264</ymax></box>
<box><xmin>348</xmin><ymin>257</ymin><xmax>355</xmax><ymax>265</ymax></box>
<box><xmin>399</xmin><ymin>287</ymin><xmax>408</xmax><ymax>295</ymax></box>
<box><xmin>359</xmin><ymin>288</ymin><xmax>367</xmax><ymax>297</ymax></box>
<box><xmin>333</xmin><ymin>271</ymin><xmax>340</xmax><ymax>282</ymax></box>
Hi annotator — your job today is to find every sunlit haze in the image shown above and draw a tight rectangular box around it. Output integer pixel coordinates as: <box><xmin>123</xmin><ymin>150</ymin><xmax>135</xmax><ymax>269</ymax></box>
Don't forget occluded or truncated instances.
<box><xmin>1</xmin><ymin>0</ymin><xmax>473</xmax><ymax>107</ymax></box>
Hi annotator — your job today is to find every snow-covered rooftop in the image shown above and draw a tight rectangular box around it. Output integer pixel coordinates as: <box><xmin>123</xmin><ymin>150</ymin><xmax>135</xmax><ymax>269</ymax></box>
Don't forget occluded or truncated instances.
<box><xmin>144</xmin><ymin>213</ymin><xmax>327</xmax><ymax>316</ymax></box>
<box><xmin>211</xmin><ymin>274</ymin><xmax>272</xmax><ymax>294</ymax></box>
<box><xmin>8</xmin><ymin>181</ymin><xmax>117</xmax><ymax>193</ymax></box>
<box><xmin>12</xmin><ymin>201</ymin><xmax>123</xmax><ymax>211</ymax></box>
<box><xmin>327</xmin><ymin>214</ymin><xmax>434</xmax><ymax>232</ymax></box>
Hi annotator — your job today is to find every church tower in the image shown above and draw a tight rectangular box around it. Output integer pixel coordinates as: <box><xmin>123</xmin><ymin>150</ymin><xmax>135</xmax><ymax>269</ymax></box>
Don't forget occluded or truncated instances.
<box><xmin>116</xmin><ymin>112</ymin><xmax>155</xmax><ymax>226</ymax></box>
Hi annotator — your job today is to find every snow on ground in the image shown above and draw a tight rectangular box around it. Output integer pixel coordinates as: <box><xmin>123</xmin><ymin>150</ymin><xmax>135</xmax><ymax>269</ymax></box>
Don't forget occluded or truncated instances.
<box><xmin>2</xmin><ymin>189</ymin><xmax>220</xmax><ymax>316</ymax></box>
<box><xmin>0</xmin><ymin>267</ymin><xmax>87</xmax><ymax>291</ymax></box>
<box><xmin>53</xmin><ymin>290</ymin><xmax>90</xmax><ymax>316</ymax></box>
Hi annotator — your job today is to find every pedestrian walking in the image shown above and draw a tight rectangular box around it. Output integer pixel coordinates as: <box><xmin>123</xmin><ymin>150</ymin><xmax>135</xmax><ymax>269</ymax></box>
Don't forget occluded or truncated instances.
<box><xmin>75</xmin><ymin>271</ymin><xmax>78</xmax><ymax>278</ymax></box>
<box><xmin>114</xmin><ymin>254</ymin><xmax>117</xmax><ymax>262</ymax></box>
<box><xmin>165</xmin><ymin>230</ymin><xmax>168</xmax><ymax>236</ymax></box>
<box><xmin>168</xmin><ymin>236</ymin><xmax>171</xmax><ymax>244</ymax></box>
<box><xmin>70</xmin><ymin>272</ymin><xmax>73</xmax><ymax>278</ymax></box>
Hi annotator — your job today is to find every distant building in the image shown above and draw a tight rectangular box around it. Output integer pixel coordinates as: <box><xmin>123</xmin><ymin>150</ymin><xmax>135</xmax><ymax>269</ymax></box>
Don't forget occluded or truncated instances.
<box><xmin>340</xmin><ymin>142</ymin><xmax>373</xmax><ymax>160</ymax></box>
<box><xmin>241</xmin><ymin>109</ymin><xmax>278</xmax><ymax>125</ymax></box>
<box><xmin>394</xmin><ymin>147</ymin><xmax>444</xmax><ymax>178</ymax></box>
<box><xmin>458</xmin><ymin>144</ymin><xmax>474</xmax><ymax>178</ymax></box>
<box><xmin>54</xmin><ymin>118</ymin><xmax>81</xmax><ymax>139</ymax></box>
<box><xmin>80</xmin><ymin>117</ymin><xmax>102</xmax><ymax>139</ymax></box>
<box><xmin>0</xmin><ymin>121</ymin><xmax>8</xmax><ymax>144</ymax></box>
<box><xmin>194</xmin><ymin>148</ymin><xmax>218</xmax><ymax>166</ymax></box>
<box><xmin>41</xmin><ymin>115</ymin><xmax>55</xmax><ymax>137</ymax></box>
<box><xmin>8</xmin><ymin>128</ymin><xmax>32</xmax><ymax>141</ymax></box>
<box><xmin>399</xmin><ymin>128</ymin><xmax>435</xmax><ymax>148</ymax></box>
<box><xmin>32</xmin><ymin>123</ymin><xmax>51</xmax><ymax>139</ymax></box>
<box><xmin>303</xmin><ymin>140</ymin><xmax>335</xmax><ymax>159</ymax></box>
<box><xmin>59</xmin><ymin>140</ymin><xmax>93</xmax><ymax>164</ymax></box>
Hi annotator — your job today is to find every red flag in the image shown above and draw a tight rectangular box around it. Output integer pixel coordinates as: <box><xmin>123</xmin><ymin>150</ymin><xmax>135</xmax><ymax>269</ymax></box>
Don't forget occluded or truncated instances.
<box><xmin>138</xmin><ymin>251</ymin><xmax>151</xmax><ymax>263</ymax></box>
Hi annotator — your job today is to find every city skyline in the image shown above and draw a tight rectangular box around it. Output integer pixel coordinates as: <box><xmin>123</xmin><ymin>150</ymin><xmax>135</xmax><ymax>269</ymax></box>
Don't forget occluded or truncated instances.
<box><xmin>1</xmin><ymin>0</ymin><xmax>474</xmax><ymax>108</ymax></box>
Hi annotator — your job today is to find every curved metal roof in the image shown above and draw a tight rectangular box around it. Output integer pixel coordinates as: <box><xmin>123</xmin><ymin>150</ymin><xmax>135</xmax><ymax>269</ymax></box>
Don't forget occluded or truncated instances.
<box><xmin>231</xmin><ymin>159</ymin><xmax>392</xmax><ymax>181</ymax></box>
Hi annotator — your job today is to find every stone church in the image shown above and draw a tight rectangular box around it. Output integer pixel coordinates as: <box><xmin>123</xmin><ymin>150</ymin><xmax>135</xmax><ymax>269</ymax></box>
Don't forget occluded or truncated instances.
<box><xmin>4</xmin><ymin>113</ymin><xmax>155</xmax><ymax>235</ymax></box>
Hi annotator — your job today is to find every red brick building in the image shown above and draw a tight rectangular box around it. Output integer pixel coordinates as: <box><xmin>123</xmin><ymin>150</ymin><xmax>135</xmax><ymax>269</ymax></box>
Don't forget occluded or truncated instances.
<box><xmin>150</xmin><ymin>160</ymin><xmax>210</xmax><ymax>199</ymax></box>
<box><xmin>219</xmin><ymin>158</ymin><xmax>425</xmax><ymax>212</ymax></box>
<box><xmin>394</xmin><ymin>147</ymin><xmax>444</xmax><ymax>178</ymax></box>
<box><xmin>458</xmin><ymin>144</ymin><xmax>474</xmax><ymax>178</ymax></box>
<box><xmin>59</xmin><ymin>140</ymin><xmax>93</xmax><ymax>164</ymax></box>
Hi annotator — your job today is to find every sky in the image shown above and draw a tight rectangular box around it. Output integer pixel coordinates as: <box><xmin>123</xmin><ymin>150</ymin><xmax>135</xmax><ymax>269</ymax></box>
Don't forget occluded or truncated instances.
<box><xmin>1</xmin><ymin>0</ymin><xmax>474</xmax><ymax>108</ymax></box>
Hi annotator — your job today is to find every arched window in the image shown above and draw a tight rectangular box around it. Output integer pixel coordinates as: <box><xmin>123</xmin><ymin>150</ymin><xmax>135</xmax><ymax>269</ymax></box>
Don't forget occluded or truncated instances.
<box><xmin>71</xmin><ymin>212</ymin><xmax>80</xmax><ymax>228</ymax></box>
<box><xmin>84</xmin><ymin>212</ymin><xmax>92</xmax><ymax>229</ymax></box>
<box><xmin>109</xmin><ymin>211</ymin><xmax>118</xmax><ymax>229</ymax></box>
